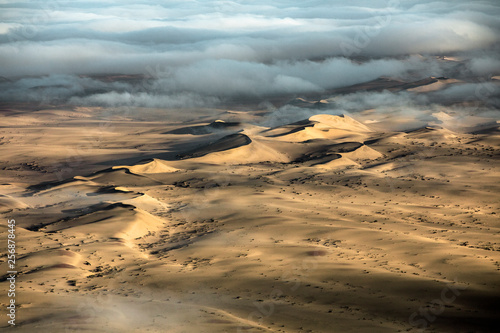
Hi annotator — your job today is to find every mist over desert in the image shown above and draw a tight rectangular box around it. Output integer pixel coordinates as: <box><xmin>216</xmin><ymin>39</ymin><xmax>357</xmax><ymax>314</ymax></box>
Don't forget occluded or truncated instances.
<box><xmin>1</xmin><ymin>1</ymin><xmax>500</xmax><ymax>332</ymax></box>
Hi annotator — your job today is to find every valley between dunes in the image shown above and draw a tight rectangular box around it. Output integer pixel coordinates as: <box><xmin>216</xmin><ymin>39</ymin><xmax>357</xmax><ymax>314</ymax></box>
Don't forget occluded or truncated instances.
<box><xmin>1</xmin><ymin>93</ymin><xmax>500</xmax><ymax>332</ymax></box>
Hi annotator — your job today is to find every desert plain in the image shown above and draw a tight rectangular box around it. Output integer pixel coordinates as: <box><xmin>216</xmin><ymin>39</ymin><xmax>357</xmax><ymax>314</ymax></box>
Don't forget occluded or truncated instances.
<box><xmin>1</xmin><ymin>72</ymin><xmax>500</xmax><ymax>333</ymax></box>
<box><xmin>1</xmin><ymin>1</ymin><xmax>500</xmax><ymax>332</ymax></box>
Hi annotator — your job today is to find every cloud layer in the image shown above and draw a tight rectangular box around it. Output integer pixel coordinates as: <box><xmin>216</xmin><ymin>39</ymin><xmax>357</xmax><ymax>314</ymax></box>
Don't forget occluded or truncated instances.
<box><xmin>0</xmin><ymin>0</ymin><xmax>499</xmax><ymax>106</ymax></box>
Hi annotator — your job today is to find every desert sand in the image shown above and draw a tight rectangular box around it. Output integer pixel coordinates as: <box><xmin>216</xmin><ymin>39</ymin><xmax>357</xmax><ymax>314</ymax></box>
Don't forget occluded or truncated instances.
<box><xmin>1</xmin><ymin>76</ymin><xmax>500</xmax><ymax>333</ymax></box>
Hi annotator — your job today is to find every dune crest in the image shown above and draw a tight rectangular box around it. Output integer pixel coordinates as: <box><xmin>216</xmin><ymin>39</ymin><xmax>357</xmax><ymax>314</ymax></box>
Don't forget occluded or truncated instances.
<box><xmin>261</xmin><ymin>114</ymin><xmax>373</xmax><ymax>143</ymax></box>
<box><xmin>309</xmin><ymin>114</ymin><xmax>372</xmax><ymax>132</ymax></box>
<box><xmin>0</xmin><ymin>194</ymin><xmax>29</xmax><ymax>212</ymax></box>
<box><xmin>41</xmin><ymin>203</ymin><xmax>164</xmax><ymax>241</ymax></box>
<box><xmin>114</xmin><ymin>158</ymin><xmax>179</xmax><ymax>174</ymax></box>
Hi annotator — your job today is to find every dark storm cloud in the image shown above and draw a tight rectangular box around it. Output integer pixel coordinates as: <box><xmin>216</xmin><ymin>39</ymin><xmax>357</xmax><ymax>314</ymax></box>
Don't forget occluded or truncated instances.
<box><xmin>0</xmin><ymin>0</ymin><xmax>499</xmax><ymax>106</ymax></box>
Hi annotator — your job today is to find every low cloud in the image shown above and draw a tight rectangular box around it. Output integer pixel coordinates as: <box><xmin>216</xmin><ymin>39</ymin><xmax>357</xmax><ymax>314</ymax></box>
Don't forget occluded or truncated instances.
<box><xmin>69</xmin><ymin>92</ymin><xmax>220</xmax><ymax>109</ymax></box>
<box><xmin>0</xmin><ymin>0</ymin><xmax>499</xmax><ymax>108</ymax></box>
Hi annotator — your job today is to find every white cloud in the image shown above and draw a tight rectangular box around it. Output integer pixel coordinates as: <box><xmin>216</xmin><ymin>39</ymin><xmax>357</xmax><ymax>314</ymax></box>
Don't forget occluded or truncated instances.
<box><xmin>0</xmin><ymin>0</ymin><xmax>498</xmax><ymax>107</ymax></box>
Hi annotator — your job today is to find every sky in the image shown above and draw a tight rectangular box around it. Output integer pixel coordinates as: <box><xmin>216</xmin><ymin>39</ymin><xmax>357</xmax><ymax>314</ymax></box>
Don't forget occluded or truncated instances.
<box><xmin>0</xmin><ymin>0</ymin><xmax>499</xmax><ymax>108</ymax></box>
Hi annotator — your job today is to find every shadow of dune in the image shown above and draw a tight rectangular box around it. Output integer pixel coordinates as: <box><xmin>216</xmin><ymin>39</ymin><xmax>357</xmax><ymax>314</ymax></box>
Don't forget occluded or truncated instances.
<box><xmin>177</xmin><ymin>133</ymin><xmax>252</xmax><ymax>159</ymax></box>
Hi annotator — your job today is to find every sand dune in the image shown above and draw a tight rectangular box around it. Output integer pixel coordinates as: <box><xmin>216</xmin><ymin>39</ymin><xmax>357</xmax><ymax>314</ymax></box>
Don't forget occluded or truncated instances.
<box><xmin>86</xmin><ymin>168</ymin><xmax>164</xmax><ymax>187</ymax></box>
<box><xmin>114</xmin><ymin>158</ymin><xmax>179</xmax><ymax>174</ymax></box>
<box><xmin>1</xmin><ymin>94</ymin><xmax>499</xmax><ymax>333</ymax></box>
<box><xmin>261</xmin><ymin>114</ymin><xmax>372</xmax><ymax>143</ymax></box>
<box><xmin>309</xmin><ymin>114</ymin><xmax>372</xmax><ymax>133</ymax></box>
<box><xmin>404</xmin><ymin>126</ymin><xmax>458</xmax><ymax>140</ymax></box>
<box><xmin>178</xmin><ymin>133</ymin><xmax>252</xmax><ymax>159</ymax></box>
<box><xmin>41</xmin><ymin>202</ymin><xmax>164</xmax><ymax>241</ymax></box>
<box><xmin>187</xmin><ymin>136</ymin><xmax>290</xmax><ymax>164</ymax></box>
<box><xmin>0</xmin><ymin>194</ymin><xmax>29</xmax><ymax>213</ymax></box>
<box><xmin>164</xmin><ymin>120</ymin><xmax>242</xmax><ymax>135</ymax></box>
<box><xmin>170</xmin><ymin>115</ymin><xmax>380</xmax><ymax>166</ymax></box>
<box><xmin>341</xmin><ymin>144</ymin><xmax>383</xmax><ymax>161</ymax></box>
<box><xmin>407</xmin><ymin>78</ymin><xmax>463</xmax><ymax>93</ymax></box>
